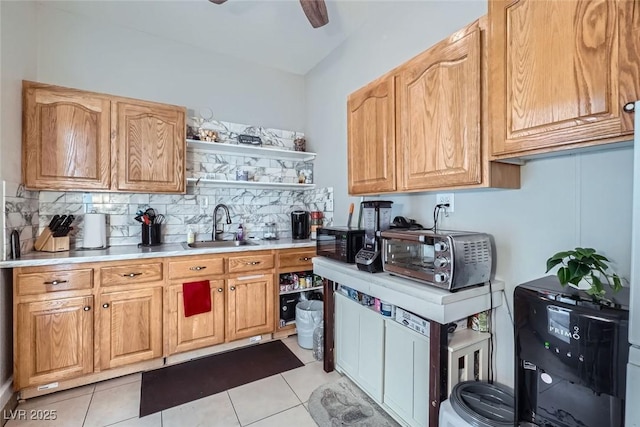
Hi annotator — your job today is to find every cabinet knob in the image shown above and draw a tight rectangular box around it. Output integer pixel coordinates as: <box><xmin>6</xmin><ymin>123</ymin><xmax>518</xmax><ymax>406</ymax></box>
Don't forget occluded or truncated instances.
<box><xmin>44</xmin><ymin>279</ymin><xmax>68</xmax><ymax>285</ymax></box>
<box><xmin>123</xmin><ymin>272</ymin><xmax>143</xmax><ymax>278</ymax></box>
<box><xmin>189</xmin><ymin>266</ymin><xmax>207</xmax><ymax>271</ymax></box>
<box><xmin>230</xmin><ymin>286</ymin><xmax>236</xmax><ymax>291</ymax></box>
<box><xmin>623</xmin><ymin>102</ymin><xmax>635</xmax><ymax>113</ymax></box>
<box><xmin>83</xmin><ymin>306</ymin><xmax>91</xmax><ymax>311</ymax></box>
<box><xmin>217</xmin><ymin>288</ymin><xmax>223</xmax><ymax>292</ymax></box>
<box><xmin>245</xmin><ymin>261</ymin><xmax>261</xmax><ymax>265</ymax></box>
<box><xmin>299</xmin><ymin>257</ymin><xmax>312</xmax><ymax>261</ymax></box>
<box><xmin>102</xmin><ymin>303</ymin><xmax>110</xmax><ymax>308</ymax></box>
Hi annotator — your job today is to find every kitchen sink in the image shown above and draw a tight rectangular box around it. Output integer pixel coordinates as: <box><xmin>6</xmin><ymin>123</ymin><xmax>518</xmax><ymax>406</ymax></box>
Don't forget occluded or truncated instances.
<box><xmin>181</xmin><ymin>240</ymin><xmax>258</xmax><ymax>249</ymax></box>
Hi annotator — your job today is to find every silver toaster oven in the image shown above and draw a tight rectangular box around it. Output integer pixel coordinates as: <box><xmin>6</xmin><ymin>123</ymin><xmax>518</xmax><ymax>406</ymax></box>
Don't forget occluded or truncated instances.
<box><xmin>380</xmin><ymin>229</ymin><xmax>493</xmax><ymax>291</ymax></box>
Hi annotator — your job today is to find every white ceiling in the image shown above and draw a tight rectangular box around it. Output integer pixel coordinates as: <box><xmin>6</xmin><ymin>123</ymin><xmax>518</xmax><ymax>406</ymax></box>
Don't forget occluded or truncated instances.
<box><xmin>42</xmin><ymin>0</ymin><xmax>394</xmax><ymax>75</ymax></box>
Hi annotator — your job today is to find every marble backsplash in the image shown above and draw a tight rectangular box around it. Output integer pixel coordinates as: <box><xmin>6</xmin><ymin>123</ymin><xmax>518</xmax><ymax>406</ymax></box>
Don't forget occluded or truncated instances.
<box><xmin>3</xmin><ymin>181</ymin><xmax>40</xmax><ymax>259</ymax></box>
<box><xmin>11</xmin><ymin>186</ymin><xmax>333</xmax><ymax>252</ymax></box>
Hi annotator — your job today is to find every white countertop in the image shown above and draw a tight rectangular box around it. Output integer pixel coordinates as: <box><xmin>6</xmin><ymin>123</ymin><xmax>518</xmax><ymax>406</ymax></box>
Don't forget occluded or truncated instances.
<box><xmin>313</xmin><ymin>257</ymin><xmax>504</xmax><ymax>324</ymax></box>
<box><xmin>0</xmin><ymin>238</ymin><xmax>316</xmax><ymax>268</ymax></box>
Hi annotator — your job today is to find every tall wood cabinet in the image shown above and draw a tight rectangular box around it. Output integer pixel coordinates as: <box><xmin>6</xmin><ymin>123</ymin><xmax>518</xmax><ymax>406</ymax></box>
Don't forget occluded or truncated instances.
<box><xmin>22</xmin><ymin>81</ymin><xmax>186</xmax><ymax>193</ymax></box>
<box><xmin>347</xmin><ymin>75</ymin><xmax>397</xmax><ymax>194</ymax></box>
<box><xmin>346</xmin><ymin>19</ymin><xmax>519</xmax><ymax>195</ymax></box>
<box><xmin>489</xmin><ymin>0</ymin><xmax>640</xmax><ymax>159</ymax></box>
<box><xmin>397</xmin><ymin>22</ymin><xmax>482</xmax><ymax>190</ymax></box>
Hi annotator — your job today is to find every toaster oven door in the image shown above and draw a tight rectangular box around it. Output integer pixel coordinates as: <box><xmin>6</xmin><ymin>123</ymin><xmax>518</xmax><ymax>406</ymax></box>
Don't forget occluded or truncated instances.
<box><xmin>383</xmin><ymin>239</ymin><xmax>437</xmax><ymax>284</ymax></box>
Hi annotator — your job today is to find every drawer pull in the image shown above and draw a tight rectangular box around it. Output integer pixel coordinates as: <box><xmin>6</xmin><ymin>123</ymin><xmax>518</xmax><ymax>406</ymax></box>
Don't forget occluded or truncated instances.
<box><xmin>123</xmin><ymin>272</ymin><xmax>143</xmax><ymax>278</ymax></box>
<box><xmin>298</xmin><ymin>257</ymin><xmax>312</xmax><ymax>261</ymax></box>
<box><xmin>217</xmin><ymin>288</ymin><xmax>223</xmax><ymax>292</ymax></box>
<box><xmin>189</xmin><ymin>266</ymin><xmax>207</xmax><ymax>271</ymax></box>
<box><xmin>83</xmin><ymin>306</ymin><xmax>91</xmax><ymax>311</ymax></box>
<box><xmin>102</xmin><ymin>303</ymin><xmax>110</xmax><ymax>309</ymax></box>
<box><xmin>245</xmin><ymin>261</ymin><xmax>262</xmax><ymax>265</ymax></box>
<box><xmin>44</xmin><ymin>280</ymin><xmax>68</xmax><ymax>285</ymax></box>
<box><xmin>230</xmin><ymin>286</ymin><xmax>236</xmax><ymax>291</ymax></box>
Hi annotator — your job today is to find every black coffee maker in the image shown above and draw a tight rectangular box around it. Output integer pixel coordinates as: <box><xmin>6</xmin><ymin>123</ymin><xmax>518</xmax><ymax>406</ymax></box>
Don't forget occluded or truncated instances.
<box><xmin>291</xmin><ymin>211</ymin><xmax>310</xmax><ymax>239</ymax></box>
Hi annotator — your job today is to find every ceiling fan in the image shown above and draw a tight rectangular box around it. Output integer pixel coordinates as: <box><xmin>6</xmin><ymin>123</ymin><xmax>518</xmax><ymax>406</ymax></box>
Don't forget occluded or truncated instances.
<box><xmin>208</xmin><ymin>0</ymin><xmax>329</xmax><ymax>28</ymax></box>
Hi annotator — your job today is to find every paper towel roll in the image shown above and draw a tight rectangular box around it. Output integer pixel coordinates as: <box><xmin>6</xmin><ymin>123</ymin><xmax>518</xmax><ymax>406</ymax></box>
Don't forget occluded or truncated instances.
<box><xmin>83</xmin><ymin>213</ymin><xmax>106</xmax><ymax>249</ymax></box>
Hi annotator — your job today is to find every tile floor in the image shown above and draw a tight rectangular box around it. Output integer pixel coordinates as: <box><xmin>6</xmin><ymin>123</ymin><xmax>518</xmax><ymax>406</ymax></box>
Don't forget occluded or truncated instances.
<box><xmin>5</xmin><ymin>337</ymin><xmax>341</xmax><ymax>427</ymax></box>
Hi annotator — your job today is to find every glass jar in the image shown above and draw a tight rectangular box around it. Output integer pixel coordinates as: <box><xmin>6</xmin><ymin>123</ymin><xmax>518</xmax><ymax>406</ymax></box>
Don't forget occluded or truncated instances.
<box><xmin>264</xmin><ymin>222</ymin><xmax>278</xmax><ymax>240</ymax></box>
<box><xmin>310</xmin><ymin>211</ymin><xmax>323</xmax><ymax>240</ymax></box>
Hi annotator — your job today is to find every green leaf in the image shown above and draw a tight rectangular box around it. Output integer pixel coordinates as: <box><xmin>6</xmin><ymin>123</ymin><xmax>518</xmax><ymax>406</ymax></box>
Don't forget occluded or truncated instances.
<box><xmin>576</xmin><ymin>248</ymin><xmax>596</xmax><ymax>257</ymax></box>
<box><xmin>546</xmin><ymin>258</ymin><xmax>563</xmax><ymax>272</ymax></box>
<box><xmin>591</xmin><ymin>274</ymin><xmax>603</xmax><ymax>294</ymax></box>
<box><xmin>592</xmin><ymin>253</ymin><xmax>610</xmax><ymax>262</ymax></box>
<box><xmin>612</xmin><ymin>275</ymin><xmax>622</xmax><ymax>292</ymax></box>
<box><xmin>557</xmin><ymin>267</ymin><xmax>570</xmax><ymax>285</ymax></box>
<box><xmin>548</xmin><ymin>251</ymin><xmax>573</xmax><ymax>261</ymax></box>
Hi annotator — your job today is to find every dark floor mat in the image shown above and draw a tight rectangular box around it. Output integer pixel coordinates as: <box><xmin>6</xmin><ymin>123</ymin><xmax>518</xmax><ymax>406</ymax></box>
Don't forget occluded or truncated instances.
<box><xmin>139</xmin><ymin>340</ymin><xmax>304</xmax><ymax>416</ymax></box>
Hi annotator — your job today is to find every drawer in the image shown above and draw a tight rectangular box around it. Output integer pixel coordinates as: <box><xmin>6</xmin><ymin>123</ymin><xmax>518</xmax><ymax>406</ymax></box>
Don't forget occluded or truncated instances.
<box><xmin>278</xmin><ymin>249</ymin><xmax>315</xmax><ymax>270</ymax></box>
<box><xmin>169</xmin><ymin>256</ymin><xmax>225</xmax><ymax>279</ymax></box>
<box><xmin>227</xmin><ymin>253</ymin><xmax>274</xmax><ymax>274</ymax></box>
<box><xmin>17</xmin><ymin>268</ymin><xmax>93</xmax><ymax>295</ymax></box>
<box><xmin>100</xmin><ymin>262</ymin><xmax>163</xmax><ymax>287</ymax></box>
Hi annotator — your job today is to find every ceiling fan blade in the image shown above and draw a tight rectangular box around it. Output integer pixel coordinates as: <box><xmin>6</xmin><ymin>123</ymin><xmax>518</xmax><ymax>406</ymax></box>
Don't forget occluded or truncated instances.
<box><xmin>299</xmin><ymin>0</ymin><xmax>329</xmax><ymax>28</ymax></box>
<box><xmin>209</xmin><ymin>0</ymin><xmax>227</xmax><ymax>4</ymax></box>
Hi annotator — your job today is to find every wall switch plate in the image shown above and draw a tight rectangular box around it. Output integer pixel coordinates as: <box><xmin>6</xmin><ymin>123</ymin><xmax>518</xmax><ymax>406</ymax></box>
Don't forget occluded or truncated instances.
<box><xmin>249</xmin><ymin>335</ymin><xmax>262</xmax><ymax>343</ymax></box>
<box><xmin>199</xmin><ymin>197</ymin><xmax>209</xmax><ymax>210</ymax></box>
<box><xmin>436</xmin><ymin>193</ymin><xmax>455</xmax><ymax>213</ymax></box>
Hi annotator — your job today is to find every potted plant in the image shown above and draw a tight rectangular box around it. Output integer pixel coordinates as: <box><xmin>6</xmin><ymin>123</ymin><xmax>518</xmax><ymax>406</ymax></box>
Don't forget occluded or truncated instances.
<box><xmin>545</xmin><ymin>247</ymin><xmax>622</xmax><ymax>299</ymax></box>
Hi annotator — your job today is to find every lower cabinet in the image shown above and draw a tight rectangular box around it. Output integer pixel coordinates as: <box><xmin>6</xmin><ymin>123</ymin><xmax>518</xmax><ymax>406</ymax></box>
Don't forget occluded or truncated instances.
<box><xmin>384</xmin><ymin>320</ymin><xmax>430</xmax><ymax>427</ymax></box>
<box><xmin>16</xmin><ymin>296</ymin><xmax>94</xmax><ymax>389</ymax></box>
<box><xmin>98</xmin><ymin>287</ymin><xmax>163</xmax><ymax>370</ymax></box>
<box><xmin>227</xmin><ymin>273</ymin><xmax>275</xmax><ymax>341</ymax></box>
<box><xmin>335</xmin><ymin>293</ymin><xmax>385</xmax><ymax>402</ymax></box>
<box><xmin>335</xmin><ymin>293</ymin><xmax>429</xmax><ymax>427</ymax></box>
<box><xmin>167</xmin><ymin>280</ymin><xmax>226</xmax><ymax>355</ymax></box>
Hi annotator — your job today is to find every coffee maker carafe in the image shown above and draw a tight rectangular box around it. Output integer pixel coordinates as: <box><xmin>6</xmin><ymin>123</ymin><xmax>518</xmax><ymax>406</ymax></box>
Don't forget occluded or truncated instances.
<box><xmin>355</xmin><ymin>201</ymin><xmax>393</xmax><ymax>273</ymax></box>
<box><xmin>291</xmin><ymin>210</ymin><xmax>311</xmax><ymax>240</ymax></box>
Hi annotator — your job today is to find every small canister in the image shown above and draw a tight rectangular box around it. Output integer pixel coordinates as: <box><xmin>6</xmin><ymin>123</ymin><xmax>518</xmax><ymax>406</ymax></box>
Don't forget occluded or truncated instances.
<box><xmin>380</xmin><ymin>301</ymin><xmax>395</xmax><ymax>317</ymax></box>
<box><xmin>264</xmin><ymin>222</ymin><xmax>278</xmax><ymax>240</ymax></box>
<box><xmin>310</xmin><ymin>211</ymin><xmax>323</xmax><ymax>240</ymax></box>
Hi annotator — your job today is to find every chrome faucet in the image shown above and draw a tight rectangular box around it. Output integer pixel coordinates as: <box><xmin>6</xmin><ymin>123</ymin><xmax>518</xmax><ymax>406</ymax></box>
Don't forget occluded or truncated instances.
<box><xmin>212</xmin><ymin>204</ymin><xmax>232</xmax><ymax>241</ymax></box>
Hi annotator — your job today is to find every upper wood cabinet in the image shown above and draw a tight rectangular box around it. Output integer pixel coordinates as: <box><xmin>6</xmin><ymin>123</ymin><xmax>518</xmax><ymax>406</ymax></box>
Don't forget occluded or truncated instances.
<box><xmin>22</xmin><ymin>81</ymin><xmax>186</xmax><ymax>193</ymax></box>
<box><xmin>489</xmin><ymin>0</ymin><xmax>640</xmax><ymax>158</ymax></box>
<box><xmin>113</xmin><ymin>100</ymin><xmax>185</xmax><ymax>193</ymax></box>
<box><xmin>347</xmin><ymin>75</ymin><xmax>397</xmax><ymax>195</ymax></box>
<box><xmin>22</xmin><ymin>83</ymin><xmax>112</xmax><ymax>191</ymax></box>
<box><xmin>347</xmin><ymin>19</ymin><xmax>519</xmax><ymax>195</ymax></box>
<box><xmin>397</xmin><ymin>22</ymin><xmax>482</xmax><ymax>190</ymax></box>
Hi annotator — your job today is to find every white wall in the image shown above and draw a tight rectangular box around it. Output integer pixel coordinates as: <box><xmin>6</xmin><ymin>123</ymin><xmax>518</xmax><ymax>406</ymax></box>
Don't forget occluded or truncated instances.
<box><xmin>0</xmin><ymin>0</ymin><xmax>38</xmax><ymax>409</ymax></box>
<box><xmin>35</xmin><ymin>3</ymin><xmax>306</xmax><ymax>132</ymax></box>
<box><xmin>305</xmin><ymin>0</ymin><xmax>634</xmax><ymax>387</ymax></box>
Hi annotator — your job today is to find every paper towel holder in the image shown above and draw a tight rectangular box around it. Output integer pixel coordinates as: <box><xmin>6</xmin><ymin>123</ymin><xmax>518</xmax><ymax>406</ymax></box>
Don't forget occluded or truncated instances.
<box><xmin>81</xmin><ymin>212</ymin><xmax>108</xmax><ymax>250</ymax></box>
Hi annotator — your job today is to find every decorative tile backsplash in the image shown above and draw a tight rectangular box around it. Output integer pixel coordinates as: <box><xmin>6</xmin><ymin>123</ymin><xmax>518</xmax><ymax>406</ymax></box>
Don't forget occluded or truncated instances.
<box><xmin>3</xmin><ymin>181</ymin><xmax>40</xmax><ymax>258</ymax></box>
<box><xmin>34</xmin><ymin>186</ymin><xmax>333</xmax><ymax>247</ymax></box>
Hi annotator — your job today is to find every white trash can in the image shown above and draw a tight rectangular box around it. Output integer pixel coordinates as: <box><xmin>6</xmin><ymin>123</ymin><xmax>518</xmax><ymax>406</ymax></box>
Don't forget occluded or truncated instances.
<box><xmin>295</xmin><ymin>300</ymin><xmax>323</xmax><ymax>349</ymax></box>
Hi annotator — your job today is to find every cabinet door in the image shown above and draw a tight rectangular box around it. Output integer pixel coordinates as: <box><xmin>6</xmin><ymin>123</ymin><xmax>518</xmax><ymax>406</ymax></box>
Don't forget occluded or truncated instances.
<box><xmin>99</xmin><ymin>287</ymin><xmax>163</xmax><ymax>370</ymax></box>
<box><xmin>335</xmin><ymin>293</ymin><xmax>385</xmax><ymax>402</ymax></box>
<box><xmin>489</xmin><ymin>0</ymin><xmax>637</xmax><ymax>157</ymax></box>
<box><xmin>22</xmin><ymin>81</ymin><xmax>111</xmax><ymax>191</ymax></box>
<box><xmin>227</xmin><ymin>274</ymin><xmax>275</xmax><ymax>341</ymax></box>
<box><xmin>16</xmin><ymin>296</ymin><xmax>93</xmax><ymax>389</ymax></box>
<box><xmin>347</xmin><ymin>75</ymin><xmax>396</xmax><ymax>195</ymax></box>
<box><xmin>384</xmin><ymin>320</ymin><xmax>430</xmax><ymax>427</ymax></box>
<box><xmin>397</xmin><ymin>25</ymin><xmax>482</xmax><ymax>190</ymax></box>
<box><xmin>113</xmin><ymin>100</ymin><xmax>185</xmax><ymax>193</ymax></box>
<box><xmin>167</xmin><ymin>281</ymin><xmax>225</xmax><ymax>355</ymax></box>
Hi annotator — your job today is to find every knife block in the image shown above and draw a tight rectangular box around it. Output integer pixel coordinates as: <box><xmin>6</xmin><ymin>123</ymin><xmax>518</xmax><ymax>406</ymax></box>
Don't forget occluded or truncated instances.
<box><xmin>34</xmin><ymin>228</ymin><xmax>69</xmax><ymax>252</ymax></box>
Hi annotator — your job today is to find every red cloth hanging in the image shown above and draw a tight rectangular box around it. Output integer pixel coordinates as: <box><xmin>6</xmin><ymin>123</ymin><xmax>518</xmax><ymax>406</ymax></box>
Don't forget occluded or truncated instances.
<box><xmin>182</xmin><ymin>280</ymin><xmax>211</xmax><ymax>317</ymax></box>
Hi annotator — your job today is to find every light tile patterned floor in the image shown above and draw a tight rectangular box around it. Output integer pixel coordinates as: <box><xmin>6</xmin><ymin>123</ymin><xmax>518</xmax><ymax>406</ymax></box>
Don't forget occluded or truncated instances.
<box><xmin>5</xmin><ymin>338</ymin><xmax>339</xmax><ymax>427</ymax></box>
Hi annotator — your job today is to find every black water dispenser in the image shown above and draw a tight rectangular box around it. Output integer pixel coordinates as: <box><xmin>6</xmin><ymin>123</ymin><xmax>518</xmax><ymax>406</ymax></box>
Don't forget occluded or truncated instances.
<box><xmin>514</xmin><ymin>276</ymin><xmax>629</xmax><ymax>427</ymax></box>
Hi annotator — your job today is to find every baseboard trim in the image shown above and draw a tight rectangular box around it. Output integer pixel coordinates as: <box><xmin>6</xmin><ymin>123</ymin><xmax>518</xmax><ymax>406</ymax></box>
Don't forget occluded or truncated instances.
<box><xmin>0</xmin><ymin>377</ymin><xmax>17</xmax><ymax>427</ymax></box>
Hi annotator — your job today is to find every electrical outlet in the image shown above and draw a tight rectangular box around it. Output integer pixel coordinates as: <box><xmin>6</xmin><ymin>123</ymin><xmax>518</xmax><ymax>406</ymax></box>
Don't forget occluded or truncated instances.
<box><xmin>249</xmin><ymin>335</ymin><xmax>262</xmax><ymax>343</ymax></box>
<box><xmin>199</xmin><ymin>197</ymin><xmax>209</xmax><ymax>210</ymax></box>
<box><xmin>435</xmin><ymin>193</ymin><xmax>455</xmax><ymax>213</ymax></box>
